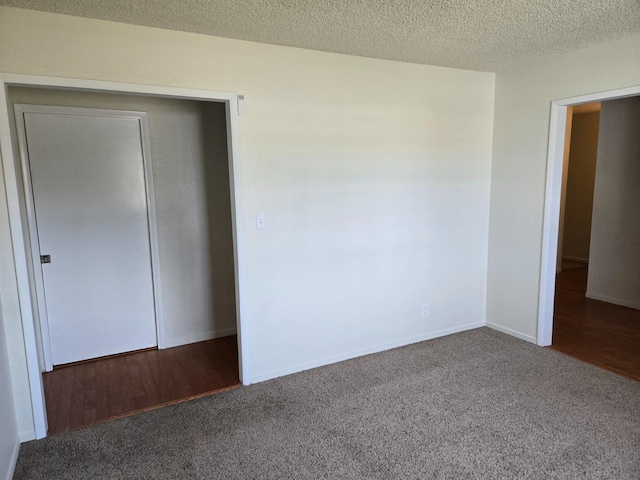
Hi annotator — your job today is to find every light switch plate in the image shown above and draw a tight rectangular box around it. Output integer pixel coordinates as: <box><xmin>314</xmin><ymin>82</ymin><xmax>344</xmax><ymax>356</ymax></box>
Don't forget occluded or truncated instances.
<box><xmin>238</xmin><ymin>94</ymin><xmax>246</xmax><ymax>115</ymax></box>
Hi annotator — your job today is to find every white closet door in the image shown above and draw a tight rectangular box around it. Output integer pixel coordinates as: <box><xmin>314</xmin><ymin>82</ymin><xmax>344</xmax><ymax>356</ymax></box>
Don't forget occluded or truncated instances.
<box><xmin>23</xmin><ymin>109</ymin><xmax>157</xmax><ymax>365</ymax></box>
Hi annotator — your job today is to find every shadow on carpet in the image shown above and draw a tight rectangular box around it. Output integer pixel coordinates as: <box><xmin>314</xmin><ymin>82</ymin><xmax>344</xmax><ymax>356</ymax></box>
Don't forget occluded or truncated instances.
<box><xmin>15</xmin><ymin>328</ymin><xmax>640</xmax><ymax>479</ymax></box>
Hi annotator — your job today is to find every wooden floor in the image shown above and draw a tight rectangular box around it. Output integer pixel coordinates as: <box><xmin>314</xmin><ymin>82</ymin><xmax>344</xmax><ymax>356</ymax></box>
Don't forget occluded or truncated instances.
<box><xmin>43</xmin><ymin>335</ymin><xmax>240</xmax><ymax>434</ymax></box>
<box><xmin>551</xmin><ymin>268</ymin><xmax>640</xmax><ymax>381</ymax></box>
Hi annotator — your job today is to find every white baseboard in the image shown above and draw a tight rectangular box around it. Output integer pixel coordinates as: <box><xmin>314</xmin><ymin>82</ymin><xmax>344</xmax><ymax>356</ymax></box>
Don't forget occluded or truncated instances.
<box><xmin>585</xmin><ymin>292</ymin><xmax>640</xmax><ymax>310</ymax></box>
<box><xmin>250</xmin><ymin>321</ymin><xmax>485</xmax><ymax>384</ymax></box>
<box><xmin>4</xmin><ymin>435</ymin><xmax>20</xmax><ymax>480</ymax></box>
<box><xmin>18</xmin><ymin>430</ymin><xmax>35</xmax><ymax>442</ymax></box>
<box><xmin>562</xmin><ymin>255</ymin><xmax>589</xmax><ymax>263</ymax></box>
<box><xmin>163</xmin><ymin>327</ymin><xmax>237</xmax><ymax>349</ymax></box>
<box><xmin>486</xmin><ymin>322</ymin><xmax>537</xmax><ymax>344</ymax></box>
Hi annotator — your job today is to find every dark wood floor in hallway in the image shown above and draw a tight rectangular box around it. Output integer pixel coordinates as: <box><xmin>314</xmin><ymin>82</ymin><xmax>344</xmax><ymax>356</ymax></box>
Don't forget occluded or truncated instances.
<box><xmin>551</xmin><ymin>268</ymin><xmax>640</xmax><ymax>381</ymax></box>
<box><xmin>43</xmin><ymin>335</ymin><xmax>240</xmax><ymax>434</ymax></box>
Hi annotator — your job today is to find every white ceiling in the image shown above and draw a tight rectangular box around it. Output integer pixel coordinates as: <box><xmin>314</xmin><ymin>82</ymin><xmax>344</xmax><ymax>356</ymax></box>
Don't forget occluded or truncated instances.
<box><xmin>2</xmin><ymin>0</ymin><xmax>640</xmax><ymax>71</ymax></box>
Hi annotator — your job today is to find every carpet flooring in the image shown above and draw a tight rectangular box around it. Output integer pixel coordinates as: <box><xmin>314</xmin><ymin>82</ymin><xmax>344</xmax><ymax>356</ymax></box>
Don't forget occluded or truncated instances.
<box><xmin>14</xmin><ymin>328</ymin><xmax>640</xmax><ymax>479</ymax></box>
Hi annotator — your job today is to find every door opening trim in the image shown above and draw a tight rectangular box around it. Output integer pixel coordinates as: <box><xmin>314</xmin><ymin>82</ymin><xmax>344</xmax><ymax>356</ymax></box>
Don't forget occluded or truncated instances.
<box><xmin>0</xmin><ymin>73</ymin><xmax>251</xmax><ymax>440</ymax></box>
<box><xmin>538</xmin><ymin>84</ymin><xmax>640</xmax><ymax>347</ymax></box>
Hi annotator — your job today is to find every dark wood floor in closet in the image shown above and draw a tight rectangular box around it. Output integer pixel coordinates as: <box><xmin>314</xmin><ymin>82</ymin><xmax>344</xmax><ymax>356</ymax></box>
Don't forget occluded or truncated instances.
<box><xmin>43</xmin><ymin>335</ymin><xmax>240</xmax><ymax>434</ymax></box>
<box><xmin>550</xmin><ymin>268</ymin><xmax>640</xmax><ymax>381</ymax></box>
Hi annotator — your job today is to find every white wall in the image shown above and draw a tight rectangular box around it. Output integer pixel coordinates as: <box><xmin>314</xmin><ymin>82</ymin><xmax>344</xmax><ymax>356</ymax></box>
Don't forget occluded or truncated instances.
<box><xmin>8</xmin><ymin>87</ymin><xmax>237</xmax><ymax>349</ymax></box>
<box><xmin>586</xmin><ymin>97</ymin><xmax>640</xmax><ymax>309</ymax></box>
<box><xmin>0</xmin><ymin>298</ymin><xmax>20</xmax><ymax>480</ymax></box>
<box><xmin>487</xmin><ymin>33</ymin><xmax>640</xmax><ymax>342</ymax></box>
<box><xmin>0</xmin><ymin>7</ymin><xmax>495</xmax><ymax>437</ymax></box>
<box><xmin>562</xmin><ymin>111</ymin><xmax>599</xmax><ymax>262</ymax></box>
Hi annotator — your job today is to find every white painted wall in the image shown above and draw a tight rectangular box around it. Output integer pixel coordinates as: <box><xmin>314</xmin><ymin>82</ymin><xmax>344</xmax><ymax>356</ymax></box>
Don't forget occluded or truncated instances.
<box><xmin>7</xmin><ymin>88</ymin><xmax>237</xmax><ymax>349</ymax></box>
<box><xmin>0</xmin><ymin>7</ymin><xmax>495</xmax><ymax>437</ymax></box>
<box><xmin>562</xmin><ymin>111</ymin><xmax>599</xmax><ymax>262</ymax></box>
<box><xmin>487</xmin><ymin>33</ymin><xmax>640</xmax><ymax>342</ymax></box>
<box><xmin>0</xmin><ymin>298</ymin><xmax>20</xmax><ymax>480</ymax></box>
<box><xmin>586</xmin><ymin>97</ymin><xmax>640</xmax><ymax>309</ymax></box>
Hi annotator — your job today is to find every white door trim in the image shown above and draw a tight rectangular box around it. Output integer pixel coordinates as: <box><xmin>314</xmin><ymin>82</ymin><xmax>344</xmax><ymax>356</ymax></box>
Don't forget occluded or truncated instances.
<box><xmin>0</xmin><ymin>73</ymin><xmax>251</xmax><ymax>440</ymax></box>
<box><xmin>13</xmin><ymin>104</ymin><xmax>166</xmax><ymax>370</ymax></box>
<box><xmin>537</xmin><ymin>84</ymin><xmax>640</xmax><ymax>347</ymax></box>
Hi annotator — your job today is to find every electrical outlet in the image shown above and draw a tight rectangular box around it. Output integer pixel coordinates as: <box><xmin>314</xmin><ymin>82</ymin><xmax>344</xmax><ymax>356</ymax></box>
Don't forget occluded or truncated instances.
<box><xmin>421</xmin><ymin>303</ymin><xmax>429</xmax><ymax>318</ymax></box>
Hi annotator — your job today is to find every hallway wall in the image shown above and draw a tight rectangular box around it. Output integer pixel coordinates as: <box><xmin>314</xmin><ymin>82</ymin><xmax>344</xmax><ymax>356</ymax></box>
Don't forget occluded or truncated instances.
<box><xmin>587</xmin><ymin>96</ymin><xmax>640</xmax><ymax>309</ymax></box>
<box><xmin>562</xmin><ymin>111</ymin><xmax>599</xmax><ymax>262</ymax></box>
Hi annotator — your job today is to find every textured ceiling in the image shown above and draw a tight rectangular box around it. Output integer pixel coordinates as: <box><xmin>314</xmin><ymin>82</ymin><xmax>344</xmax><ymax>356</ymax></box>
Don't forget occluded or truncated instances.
<box><xmin>2</xmin><ymin>0</ymin><xmax>640</xmax><ymax>71</ymax></box>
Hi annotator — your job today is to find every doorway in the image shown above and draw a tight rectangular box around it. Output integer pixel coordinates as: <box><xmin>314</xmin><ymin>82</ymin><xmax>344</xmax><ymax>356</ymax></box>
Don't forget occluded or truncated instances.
<box><xmin>11</xmin><ymin>89</ymin><xmax>243</xmax><ymax>433</ymax></box>
<box><xmin>550</xmin><ymin>100</ymin><xmax>640</xmax><ymax>380</ymax></box>
<box><xmin>0</xmin><ymin>74</ymin><xmax>249</xmax><ymax>439</ymax></box>
<box><xmin>538</xmin><ymin>87</ymin><xmax>640</xmax><ymax>380</ymax></box>
<box><xmin>555</xmin><ymin>102</ymin><xmax>599</xmax><ymax>275</ymax></box>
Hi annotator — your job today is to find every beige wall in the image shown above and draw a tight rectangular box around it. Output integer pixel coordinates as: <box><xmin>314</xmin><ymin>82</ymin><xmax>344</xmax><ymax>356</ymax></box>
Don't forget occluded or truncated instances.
<box><xmin>487</xmin><ymin>33</ymin><xmax>640</xmax><ymax>341</ymax></box>
<box><xmin>8</xmin><ymin>87</ymin><xmax>237</xmax><ymax>349</ymax></box>
<box><xmin>0</xmin><ymin>299</ymin><xmax>19</xmax><ymax>479</ymax></box>
<box><xmin>0</xmin><ymin>7</ymin><xmax>495</xmax><ymax>438</ymax></box>
<box><xmin>587</xmin><ymin>97</ymin><xmax>640</xmax><ymax>309</ymax></box>
<box><xmin>562</xmin><ymin>111</ymin><xmax>599</xmax><ymax>262</ymax></box>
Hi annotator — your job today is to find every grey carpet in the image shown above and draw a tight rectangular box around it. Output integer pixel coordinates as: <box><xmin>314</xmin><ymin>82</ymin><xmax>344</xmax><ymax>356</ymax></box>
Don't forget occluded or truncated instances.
<box><xmin>14</xmin><ymin>328</ymin><xmax>640</xmax><ymax>479</ymax></box>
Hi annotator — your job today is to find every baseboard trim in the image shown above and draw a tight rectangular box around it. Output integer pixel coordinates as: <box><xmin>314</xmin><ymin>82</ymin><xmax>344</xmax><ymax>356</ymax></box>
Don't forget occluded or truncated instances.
<box><xmin>562</xmin><ymin>255</ymin><xmax>589</xmax><ymax>263</ymax></box>
<box><xmin>486</xmin><ymin>322</ymin><xmax>537</xmax><ymax>344</ymax></box>
<box><xmin>250</xmin><ymin>321</ymin><xmax>485</xmax><ymax>384</ymax></box>
<box><xmin>5</xmin><ymin>435</ymin><xmax>20</xmax><ymax>480</ymax></box>
<box><xmin>163</xmin><ymin>328</ymin><xmax>237</xmax><ymax>349</ymax></box>
<box><xmin>18</xmin><ymin>430</ymin><xmax>35</xmax><ymax>443</ymax></box>
<box><xmin>585</xmin><ymin>292</ymin><xmax>640</xmax><ymax>310</ymax></box>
